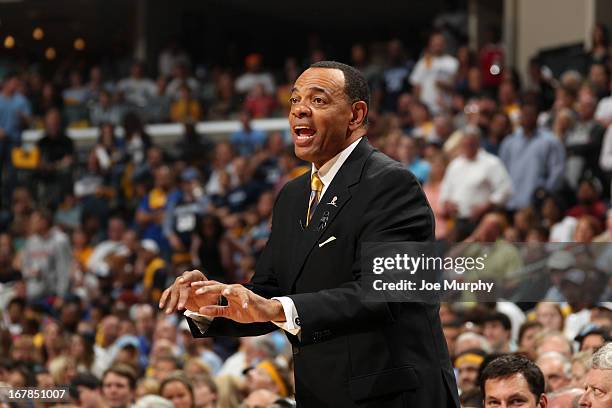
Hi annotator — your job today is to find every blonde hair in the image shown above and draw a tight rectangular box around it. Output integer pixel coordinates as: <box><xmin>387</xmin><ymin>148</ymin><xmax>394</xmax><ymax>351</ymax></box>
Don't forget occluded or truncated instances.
<box><xmin>215</xmin><ymin>375</ymin><xmax>243</xmax><ymax>408</ymax></box>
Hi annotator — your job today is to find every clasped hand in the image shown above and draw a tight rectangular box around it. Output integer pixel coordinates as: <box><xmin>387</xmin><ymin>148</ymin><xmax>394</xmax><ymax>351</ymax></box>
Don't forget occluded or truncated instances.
<box><xmin>158</xmin><ymin>270</ymin><xmax>285</xmax><ymax>324</ymax></box>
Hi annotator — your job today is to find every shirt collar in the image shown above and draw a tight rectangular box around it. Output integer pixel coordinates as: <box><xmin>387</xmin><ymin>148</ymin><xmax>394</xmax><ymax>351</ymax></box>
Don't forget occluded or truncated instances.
<box><xmin>311</xmin><ymin>137</ymin><xmax>362</xmax><ymax>187</ymax></box>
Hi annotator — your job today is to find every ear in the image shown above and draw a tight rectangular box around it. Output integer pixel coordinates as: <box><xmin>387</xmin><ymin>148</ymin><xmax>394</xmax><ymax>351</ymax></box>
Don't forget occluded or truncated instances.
<box><xmin>348</xmin><ymin>101</ymin><xmax>368</xmax><ymax>131</ymax></box>
<box><xmin>538</xmin><ymin>393</ymin><xmax>548</xmax><ymax>408</ymax></box>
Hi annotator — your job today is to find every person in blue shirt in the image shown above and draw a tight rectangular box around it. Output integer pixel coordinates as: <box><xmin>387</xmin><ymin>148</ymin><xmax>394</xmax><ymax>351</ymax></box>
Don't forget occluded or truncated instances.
<box><xmin>499</xmin><ymin>103</ymin><xmax>565</xmax><ymax>210</ymax></box>
<box><xmin>397</xmin><ymin>134</ymin><xmax>431</xmax><ymax>183</ymax></box>
<box><xmin>0</xmin><ymin>72</ymin><xmax>31</xmax><ymax>145</ymax></box>
<box><xmin>0</xmin><ymin>72</ymin><xmax>31</xmax><ymax>206</ymax></box>
<box><xmin>230</xmin><ymin>110</ymin><xmax>267</xmax><ymax>156</ymax></box>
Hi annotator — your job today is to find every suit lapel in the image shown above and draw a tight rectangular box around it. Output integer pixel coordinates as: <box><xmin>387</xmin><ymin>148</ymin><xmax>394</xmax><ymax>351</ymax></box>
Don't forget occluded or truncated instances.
<box><xmin>288</xmin><ymin>138</ymin><xmax>373</xmax><ymax>288</ymax></box>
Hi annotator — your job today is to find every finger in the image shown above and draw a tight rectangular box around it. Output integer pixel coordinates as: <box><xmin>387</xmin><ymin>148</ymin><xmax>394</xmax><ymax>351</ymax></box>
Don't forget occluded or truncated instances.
<box><xmin>238</xmin><ymin>290</ymin><xmax>249</xmax><ymax>309</ymax></box>
<box><xmin>177</xmin><ymin>282</ymin><xmax>191</xmax><ymax>310</ymax></box>
<box><xmin>165</xmin><ymin>277</ymin><xmax>185</xmax><ymax>314</ymax></box>
<box><xmin>199</xmin><ymin>305</ymin><xmax>229</xmax><ymax>318</ymax></box>
<box><xmin>159</xmin><ymin>287</ymin><xmax>170</xmax><ymax>309</ymax></box>
<box><xmin>198</xmin><ymin>280</ymin><xmax>222</xmax><ymax>286</ymax></box>
<box><xmin>190</xmin><ymin>281</ymin><xmax>207</xmax><ymax>288</ymax></box>
<box><xmin>195</xmin><ymin>283</ymin><xmax>227</xmax><ymax>296</ymax></box>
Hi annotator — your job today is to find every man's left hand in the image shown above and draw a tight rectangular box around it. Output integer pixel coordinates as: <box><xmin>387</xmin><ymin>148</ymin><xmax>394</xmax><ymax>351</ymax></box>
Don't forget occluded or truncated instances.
<box><xmin>192</xmin><ymin>280</ymin><xmax>285</xmax><ymax>324</ymax></box>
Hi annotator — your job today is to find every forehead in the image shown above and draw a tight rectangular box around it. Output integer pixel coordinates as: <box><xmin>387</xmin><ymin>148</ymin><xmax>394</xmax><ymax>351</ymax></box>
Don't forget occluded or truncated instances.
<box><xmin>485</xmin><ymin>374</ymin><xmax>533</xmax><ymax>398</ymax></box>
<box><xmin>585</xmin><ymin>368</ymin><xmax>612</xmax><ymax>390</ymax></box>
<box><xmin>293</xmin><ymin>68</ymin><xmax>345</xmax><ymax>95</ymax></box>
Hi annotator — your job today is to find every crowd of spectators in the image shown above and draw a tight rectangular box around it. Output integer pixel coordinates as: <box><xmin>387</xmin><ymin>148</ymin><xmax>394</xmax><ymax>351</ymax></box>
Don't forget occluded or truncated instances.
<box><xmin>0</xmin><ymin>16</ymin><xmax>611</xmax><ymax>407</ymax></box>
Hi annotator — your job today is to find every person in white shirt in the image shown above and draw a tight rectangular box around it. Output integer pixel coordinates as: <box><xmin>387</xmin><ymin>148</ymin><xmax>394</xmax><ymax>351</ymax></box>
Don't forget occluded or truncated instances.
<box><xmin>410</xmin><ymin>31</ymin><xmax>459</xmax><ymax>114</ymax></box>
<box><xmin>235</xmin><ymin>53</ymin><xmax>275</xmax><ymax>96</ymax></box>
<box><xmin>439</xmin><ymin>125</ymin><xmax>513</xmax><ymax>239</ymax></box>
<box><xmin>117</xmin><ymin>62</ymin><xmax>158</xmax><ymax>107</ymax></box>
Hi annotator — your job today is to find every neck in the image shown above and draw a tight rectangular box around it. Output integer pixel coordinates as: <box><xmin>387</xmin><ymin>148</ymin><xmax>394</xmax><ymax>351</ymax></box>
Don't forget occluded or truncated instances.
<box><xmin>314</xmin><ymin>132</ymin><xmax>363</xmax><ymax>169</ymax></box>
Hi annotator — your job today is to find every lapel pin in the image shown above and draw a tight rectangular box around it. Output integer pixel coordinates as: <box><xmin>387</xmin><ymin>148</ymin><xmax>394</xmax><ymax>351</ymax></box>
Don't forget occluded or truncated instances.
<box><xmin>327</xmin><ymin>196</ymin><xmax>338</xmax><ymax>207</ymax></box>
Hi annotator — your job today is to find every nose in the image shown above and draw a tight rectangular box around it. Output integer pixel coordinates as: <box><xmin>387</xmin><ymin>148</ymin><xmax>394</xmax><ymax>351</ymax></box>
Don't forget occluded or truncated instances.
<box><xmin>291</xmin><ymin>102</ymin><xmax>311</xmax><ymax>119</ymax></box>
<box><xmin>577</xmin><ymin>391</ymin><xmax>591</xmax><ymax>407</ymax></box>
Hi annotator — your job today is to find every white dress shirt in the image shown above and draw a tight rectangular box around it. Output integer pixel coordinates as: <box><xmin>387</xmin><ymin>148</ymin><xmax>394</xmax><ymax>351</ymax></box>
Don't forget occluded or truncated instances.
<box><xmin>439</xmin><ymin>149</ymin><xmax>513</xmax><ymax>218</ymax></box>
<box><xmin>186</xmin><ymin>137</ymin><xmax>363</xmax><ymax>337</ymax></box>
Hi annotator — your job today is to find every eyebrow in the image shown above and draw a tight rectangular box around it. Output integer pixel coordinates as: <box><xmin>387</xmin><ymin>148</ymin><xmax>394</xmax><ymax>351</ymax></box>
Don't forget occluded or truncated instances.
<box><xmin>506</xmin><ymin>393</ymin><xmax>528</xmax><ymax>400</ymax></box>
<box><xmin>290</xmin><ymin>86</ymin><xmax>331</xmax><ymax>96</ymax></box>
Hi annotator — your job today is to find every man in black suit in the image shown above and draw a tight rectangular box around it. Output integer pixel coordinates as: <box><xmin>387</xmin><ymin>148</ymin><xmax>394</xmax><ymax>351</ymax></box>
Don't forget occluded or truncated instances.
<box><xmin>160</xmin><ymin>61</ymin><xmax>460</xmax><ymax>407</ymax></box>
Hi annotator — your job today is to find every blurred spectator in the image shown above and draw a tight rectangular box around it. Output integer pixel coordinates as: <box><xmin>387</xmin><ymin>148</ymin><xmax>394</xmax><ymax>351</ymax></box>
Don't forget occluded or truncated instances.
<box><xmin>587</xmin><ymin>23</ymin><xmax>611</xmax><ymax>65</ymax></box>
<box><xmin>135</xmin><ymin>165</ymin><xmax>180</xmax><ymax>257</ymax></box>
<box><xmin>244</xmin><ymin>83</ymin><xmax>277</xmax><ymax>119</ymax></box>
<box><xmin>135</xmin><ymin>239</ymin><xmax>168</xmax><ymax>304</ymax></box>
<box><xmin>454</xmin><ymin>349</ymin><xmax>485</xmax><ymax>395</ymax></box>
<box><xmin>380</xmin><ymin>39</ymin><xmax>413</xmax><ymax>112</ymax></box>
<box><xmin>479</xmin><ymin>27</ymin><xmax>505</xmax><ymax>90</ymax></box>
<box><xmin>167</xmin><ymin>64</ymin><xmax>200</xmax><ymax>101</ymax></box>
<box><xmin>192</xmin><ymin>214</ymin><xmax>231</xmax><ymax>283</ymax></box>
<box><xmin>36</xmin><ymin>108</ymin><xmax>75</xmax><ymax>206</ymax></box>
<box><xmin>159</xmin><ymin>373</ymin><xmax>195</xmax><ymax>408</ymax></box>
<box><xmin>535</xmin><ymin>302</ymin><xmax>565</xmax><ymax>332</ymax></box>
<box><xmin>575</xmin><ymin>324</ymin><xmax>610</xmax><ymax>351</ymax></box>
<box><xmin>518</xmin><ymin>321</ymin><xmax>544</xmax><ymax>353</ymax></box>
<box><xmin>397</xmin><ymin>135</ymin><xmax>430</xmax><ymax>183</ymax></box>
<box><xmin>70</xmin><ymin>372</ymin><xmax>106</xmax><ymax>408</ymax></box>
<box><xmin>190</xmin><ymin>373</ymin><xmax>218</xmax><ymax>408</ymax></box>
<box><xmin>500</xmin><ymin>103</ymin><xmax>565</xmax><ymax>210</ymax></box>
<box><xmin>62</xmin><ymin>70</ymin><xmax>89</xmax><ymax>107</ymax></box>
<box><xmin>535</xmin><ymin>330</ymin><xmax>573</xmax><ymax>359</ymax></box>
<box><xmin>423</xmin><ymin>153</ymin><xmax>449</xmax><ymax>240</ymax></box>
<box><xmin>170</xmin><ymin>84</ymin><xmax>203</xmax><ymax>123</ymax></box>
<box><xmin>164</xmin><ymin>167</ymin><xmax>209</xmax><ymax>264</ymax></box>
<box><xmin>86</xmin><ymin>66</ymin><xmax>115</xmax><ymax>103</ymax></box>
<box><xmin>245</xmin><ymin>359</ymin><xmax>290</xmax><ymax>398</ymax></box>
<box><xmin>243</xmin><ymin>389</ymin><xmax>280</xmax><ymax>408</ymax></box>
<box><xmin>20</xmin><ymin>208</ymin><xmax>72</xmax><ymax>300</ymax></box>
<box><xmin>158</xmin><ymin>40</ymin><xmax>191</xmax><ymax>78</ymax></box>
<box><xmin>235</xmin><ymin>54</ymin><xmax>275</xmax><ymax>95</ymax></box>
<box><xmin>410</xmin><ymin>31</ymin><xmax>459</xmax><ymax>114</ymax></box>
<box><xmin>90</xmin><ymin>90</ymin><xmax>123</xmax><ymax>126</ymax></box>
<box><xmin>482</xmin><ymin>312</ymin><xmax>514</xmax><ymax>353</ymax></box>
<box><xmin>563</xmin><ymin>91</ymin><xmax>606</xmax><ymax>190</ymax></box>
<box><xmin>594</xmin><ymin>209</ymin><xmax>612</xmax><ymax>242</ymax></box>
<box><xmin>101</xmin><ymin>364</ymin><xmax>137</xmax><ymax>408</ymax></box>
<box><xmin>231</xmin><ymin>111</ymin><xmax>267</xmax><ymax>156</ymax></box>
<box><xmin>567</xmin><ymin>178</ymin><xmax>607</xmax><ymax>221</ymax></box>
<box><xmin>570</xmin><ymin>350</ymin><xmax>593</xmax><ymax>388</ymax></box>
<box><xmin>0</xmin><ymin>72</ymin><xmax>31</xmax><ymax>146</ymax></box>
<box><xmin>455</xmin><ymin>332</ymin><xmax>492</xmax><ymax>356</ymax></box>
<box><xmin>440</xmin><ymin>125</ymin><xmax>513</xmax><ymax>239</ymax></box>
<box><xmin>117</xmin><ymin>62</ymin><xmax>157</xmax><ymax>107</ymax></box>
<box><xmin>546</xmin><ymin>388</ymin><xmax>583</xmax><ymax>408</ymax></box>
<box><xmin>208</xmin><ymin>72</ymin><xmax>240</xmax><ymax>119</ymax></box>
<box><xmin>536</xmin><ymin>351</ymin><xmax>572</xmax><ymax>392</ymax></box>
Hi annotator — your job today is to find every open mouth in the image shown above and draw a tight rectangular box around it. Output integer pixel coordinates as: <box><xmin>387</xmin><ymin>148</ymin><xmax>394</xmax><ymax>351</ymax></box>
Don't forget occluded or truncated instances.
<box><xmin>294</xmin><ymin>126</ymin><xmax>316</xmax><ymax>140</ymax></box>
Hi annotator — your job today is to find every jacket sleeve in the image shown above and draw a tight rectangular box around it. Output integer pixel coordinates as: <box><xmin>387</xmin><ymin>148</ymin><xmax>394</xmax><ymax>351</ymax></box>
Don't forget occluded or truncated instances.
<box><xmin>187</xmin><ymin>187</ymin><xmax>286</xmax><ymax>338</ymax></box>
<box><xmin>288</xmin><ymin>166</ymin><xmax>435</xmax><ymax>346</ymax></box>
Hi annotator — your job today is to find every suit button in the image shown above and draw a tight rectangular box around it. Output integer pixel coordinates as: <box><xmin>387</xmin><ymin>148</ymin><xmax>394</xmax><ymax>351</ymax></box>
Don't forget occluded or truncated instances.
<box><xmin>293</xmin><ymin>346</ymin><xmax>300</xmax><ymax>355</ymax></box>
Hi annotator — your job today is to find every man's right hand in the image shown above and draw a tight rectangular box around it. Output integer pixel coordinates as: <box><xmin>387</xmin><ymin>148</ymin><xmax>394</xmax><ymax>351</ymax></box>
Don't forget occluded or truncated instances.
<box><xmin>158</xmin><ymin>269</ymin><xmax>218</xmax><ymax>314</ymax></box>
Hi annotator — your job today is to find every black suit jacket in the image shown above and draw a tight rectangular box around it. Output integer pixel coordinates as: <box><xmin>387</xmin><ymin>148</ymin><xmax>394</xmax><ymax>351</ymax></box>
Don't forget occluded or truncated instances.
<box><xmin>188</xmin><ymin>138</ymin><xmax>460</xmax><ymax>407</ymax></box>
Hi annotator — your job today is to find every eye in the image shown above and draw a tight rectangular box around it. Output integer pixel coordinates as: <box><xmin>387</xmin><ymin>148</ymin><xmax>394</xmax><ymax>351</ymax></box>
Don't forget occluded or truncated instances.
<box><xmin>593</xmin><ymin>388</ymin><xmax>605</xmax><ymax>397</ymax></box>
<box><xmin>289</xmin><ymin>97</ymin><xmax>299</xmax><ymax>104</ymax></box>
<box><xmin>313</xmin><ymin>97</ymin><xmax>325</xmax><ymax>104</ymax></box>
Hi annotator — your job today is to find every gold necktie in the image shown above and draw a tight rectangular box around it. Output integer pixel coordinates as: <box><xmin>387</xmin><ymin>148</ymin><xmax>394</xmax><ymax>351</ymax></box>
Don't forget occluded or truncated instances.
<box><xmin>306</xmin><ymin>172</ymin><xmax>323</xmax><ymax>227</ymax></box>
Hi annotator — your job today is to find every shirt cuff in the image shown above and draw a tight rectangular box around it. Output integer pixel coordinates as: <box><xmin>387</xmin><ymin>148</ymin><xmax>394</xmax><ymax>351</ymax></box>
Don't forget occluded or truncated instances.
<box><xmin>271</xmin><ymin>296</ymin><xmax>301</xmax><ymax>336</ymax></box>
<box><xmin>184</xmin><ymin>310</ymin><xmax>214</xmax><ymax>334</ymax></box>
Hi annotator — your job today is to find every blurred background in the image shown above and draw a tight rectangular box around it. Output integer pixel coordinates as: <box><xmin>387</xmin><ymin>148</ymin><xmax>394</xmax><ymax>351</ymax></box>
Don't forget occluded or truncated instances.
<box><xmin>0</xmin><ymin>1</ymin><xmax>611</xmax><ymax>407</ymax></box>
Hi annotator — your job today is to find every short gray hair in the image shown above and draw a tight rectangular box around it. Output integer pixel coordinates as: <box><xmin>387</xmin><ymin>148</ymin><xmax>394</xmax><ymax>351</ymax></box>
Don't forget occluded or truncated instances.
<box><xmin>592</xmin><ymin>342</ymin><xmax>612</xmax><ymax>369</ymax></box>
<box><xmin>537</xmin><ymin>351</ymin><xmax>572</xmax><ymax>378</ymax></box>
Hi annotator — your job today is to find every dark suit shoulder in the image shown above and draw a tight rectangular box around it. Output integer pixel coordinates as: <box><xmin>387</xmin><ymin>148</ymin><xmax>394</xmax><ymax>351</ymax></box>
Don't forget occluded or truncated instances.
<box><xmin>364</xmin><ymin>150</ymin><xmax>420</xmax><ymax>187</ymax></box>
